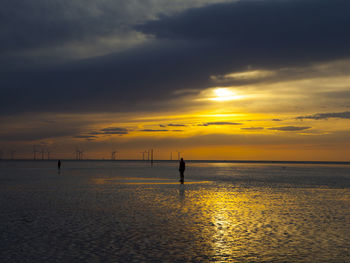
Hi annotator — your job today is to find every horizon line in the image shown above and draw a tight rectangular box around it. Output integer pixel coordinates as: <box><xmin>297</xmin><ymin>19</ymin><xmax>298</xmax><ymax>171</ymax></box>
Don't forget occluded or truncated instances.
<box><xmin>1</xmin><ymin>159</ymin><xmax>350</xmax><ymax>165</ymax></box>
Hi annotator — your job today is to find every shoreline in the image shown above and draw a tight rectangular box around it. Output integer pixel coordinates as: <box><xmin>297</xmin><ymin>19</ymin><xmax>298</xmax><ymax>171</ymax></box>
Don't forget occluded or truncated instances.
<box><xmin>1</xmin><ymin>159</ymin><xmax>350</xmax><ymax>165</ymax></box>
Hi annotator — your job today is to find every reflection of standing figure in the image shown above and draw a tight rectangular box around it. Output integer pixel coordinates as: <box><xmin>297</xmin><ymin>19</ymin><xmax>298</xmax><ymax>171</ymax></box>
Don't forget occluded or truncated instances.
<box><xmin>179</xmin><ymin>184</ymin><xmax>185</xmax><ymax>203</ymax></box>
<box><xmin>58</xmin><ymin>160</ymin><xmax>61</xmax><ymax>170</ymax></box>
<box><xmin>179</xmin><ymin>158</ymin><xmax>185</xmax><ymax>183</ymax></box>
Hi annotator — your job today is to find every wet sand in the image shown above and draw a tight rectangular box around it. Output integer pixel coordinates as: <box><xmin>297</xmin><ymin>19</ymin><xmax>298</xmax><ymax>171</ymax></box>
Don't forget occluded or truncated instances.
<box><xmin>1</xmin><ymin>161</ymin><xmax>350</xmax><ymax>262</ymax></box>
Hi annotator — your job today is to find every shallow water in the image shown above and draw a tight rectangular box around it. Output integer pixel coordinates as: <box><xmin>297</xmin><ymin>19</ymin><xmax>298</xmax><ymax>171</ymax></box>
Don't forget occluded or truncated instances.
<box><xmin>1</xmin><ymin>161</ymin><xmax>350</xmax><ymax>262</ymax></box>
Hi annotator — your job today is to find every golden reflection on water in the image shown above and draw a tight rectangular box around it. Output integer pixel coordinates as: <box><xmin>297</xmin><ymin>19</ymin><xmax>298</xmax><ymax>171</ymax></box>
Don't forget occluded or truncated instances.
<box><xmin>196</xmin><ymin>190</ymin><xmax>268</xmax><ymax>261</ymax></box>
<box><xmin>184</xmin><ymin>187</ymin><xmax>350</xmax><ymax>262</ymax></box>
<box><xmin>92</xmin><ymin>177</ymin><xmax>210</xmax><ymax>185</ymax></box>
<box><xmin>89</xmin><ymin>175</ymin><xmax>350</xmax><ymax>262</ymax></box>
<box><xmin>114</xmin><ymin>181</ymin><xmax>210</xmax><ymax>185</ymax></box>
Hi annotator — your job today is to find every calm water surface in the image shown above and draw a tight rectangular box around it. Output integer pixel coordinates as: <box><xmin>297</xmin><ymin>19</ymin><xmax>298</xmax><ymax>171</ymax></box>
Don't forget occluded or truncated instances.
<box><xmin>1</xmin><ymin>161</ymin><xmax>350</xmax><ymax>262</ymax></box>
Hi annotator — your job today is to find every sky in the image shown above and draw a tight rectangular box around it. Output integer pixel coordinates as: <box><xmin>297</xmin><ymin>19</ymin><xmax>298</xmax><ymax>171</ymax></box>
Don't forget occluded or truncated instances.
<box><xmin>1</xmin><ymin>0</ymin><xmax>350</xmax><ymax>161</ymax></box>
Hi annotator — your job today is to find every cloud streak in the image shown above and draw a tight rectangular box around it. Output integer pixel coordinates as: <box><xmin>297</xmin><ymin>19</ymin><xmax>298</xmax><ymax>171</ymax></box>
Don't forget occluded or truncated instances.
<box><xmin>99</xmin><ymin>127</ymin><xmax>129</xmax><ymax>135</ymax></box>
<box><xmin>268</xmin><ymin>126</ymin><xmax>311</xmax><ymax>132</ymax></box>
<box><xmin>139</xmin><ymin>129</ymin><xmax>183</xmax><ymax>132</ymax></box>
<box><xmin>241</xmin><ymin>127</ymin><xmax>264</xmax><ymax>131</ymax></box>
<box><xmin>74</xmin><ymin>135</ymin><xmax>98</xmax><ymax>139</ymax></box>
<box><xmin>78</xmin><ymin>127</ymin><xmax>129</xmax><ymax>138</ymax></box>
<box><xmin>297</xmin><ymin>111</ymin><xmax>350</xmax><ymax>120</ymax></box>
<box><xmin>199</xmin><ymin>122</ymin><xmax>242</xmax><ymax>126</ymax></box>
<box><xmin>167</xmin><ymin>124</ymin><xmax>186</xmax><ymax>127</ymax></box>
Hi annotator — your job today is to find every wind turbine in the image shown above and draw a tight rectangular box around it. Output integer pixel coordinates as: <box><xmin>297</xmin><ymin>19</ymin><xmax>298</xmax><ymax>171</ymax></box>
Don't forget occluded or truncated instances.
<box><xmin>176</xmin><ymin>151</ymin><xmax>183</xmax><ymax>161</ymax></box>
<box><xmin>40</xmin><ymin>148</ymin><xmax>45</xmax><ymax>160</ymax></box>
<box><xmin>46</xmin><ymin>149</ymin><xmax>51</xmax><ymax>160</ymax></box>
<box><xmin>74</xmin><ymin>148</ymin><xmax>80</xmax><ymax>160</ymax></box>
<box><xmin>33</xmin><ymin>145</ymin><xmax>38</xmax><ymax>160</ymax></box>
<box><xmin>111</xmin><ymin>150</ymin><xmax>117</xmax><ymax>160</ymax></box>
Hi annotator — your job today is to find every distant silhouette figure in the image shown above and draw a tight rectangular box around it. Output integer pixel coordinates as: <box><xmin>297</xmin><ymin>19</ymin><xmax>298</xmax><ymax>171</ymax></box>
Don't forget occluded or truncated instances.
<box><xmin>58</xmin><ymin>160</ymin><xmax>61</xmax><ymax>170</ymax></box>
<box><xmin>179</xmin><ymin>158</ymin><xmax>185</xmax><ymax>183</ymax></box>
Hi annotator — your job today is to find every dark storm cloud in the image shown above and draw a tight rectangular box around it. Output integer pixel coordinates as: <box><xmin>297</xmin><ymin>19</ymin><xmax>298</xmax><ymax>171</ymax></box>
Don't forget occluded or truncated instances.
<box><xmin>199</xmin><ymin>122</ymin><xmax>242</xmax><ymax>126</ymax></box>
<box><xmin>2</xmin><ymin>0</ymin><xmax>350</xmax><ymax>115</ymax></box>
<box><xmin>139</xmin><ymin>0</ymin><xmax>350</xmax><ymax>49</ymax></box>
<box><xmin>0</xmin><ymin>0</ymin><xmax>139</xmax><ymax>55</ymax></box>
<box><xmin>0</xmin><ymin>0</ymin><xmax>236</xmax><ymax>54</ymax></box>
<box><xmin>297</xmin><ymin>111</ymin><xmax>350</xmax><ymax>120</ymax></box>
<box><xmin>0</xmin><ymin>39</ymin><xmax>211</xmax><ymax>115</ymax></box>
<box><xmin>272</xmin><ymin>119</ymin><xmax>282</xmax><ymax>122</ymax></box>
<box><xmin>268</xmin><ymin>126</ymin><xmax>311</xmax><ymax>132</ymax></box>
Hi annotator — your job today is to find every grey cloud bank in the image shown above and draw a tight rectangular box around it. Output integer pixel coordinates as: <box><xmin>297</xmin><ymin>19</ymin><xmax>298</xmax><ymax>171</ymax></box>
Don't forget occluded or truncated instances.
<box><xmin>1</xmin><ymin>0</ymin><xmax>232</xmax><ymax>56</ymax></box>
<box><xmin>1</xmin><ymin>0</ymin><xmax>350</xmax><ymax>116</ymax></box>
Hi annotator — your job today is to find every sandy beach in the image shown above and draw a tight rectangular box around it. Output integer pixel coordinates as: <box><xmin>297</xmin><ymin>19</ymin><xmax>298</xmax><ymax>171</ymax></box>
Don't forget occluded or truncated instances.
<box><xmin>1</xmin><ymin>161</ymin><xmax>350</xmax><ymax>262</ymax></box>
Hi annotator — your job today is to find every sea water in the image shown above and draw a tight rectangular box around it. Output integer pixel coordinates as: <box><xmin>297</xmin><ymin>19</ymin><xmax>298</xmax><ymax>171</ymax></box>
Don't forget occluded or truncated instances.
<box><xmin>1</xmin><ymin>161</ymin><xmax>349</xmax><ymax>262</ymax></box>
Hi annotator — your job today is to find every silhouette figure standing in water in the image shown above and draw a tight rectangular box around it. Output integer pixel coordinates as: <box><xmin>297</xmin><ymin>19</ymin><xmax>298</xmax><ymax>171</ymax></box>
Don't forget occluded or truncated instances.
<box><xmin>179</xmin><ymin>158</ymin><xmax>185</xmax><ymax>183</ymax></box>
<box><xmin>58</xmin><ymin>160</ymin><xmax>61</xmax><ymax>170</ymax></box>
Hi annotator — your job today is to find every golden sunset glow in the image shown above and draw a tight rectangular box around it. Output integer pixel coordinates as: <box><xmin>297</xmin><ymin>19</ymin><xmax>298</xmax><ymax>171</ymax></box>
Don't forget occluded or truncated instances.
<box><xmin>3</xmin><ymin>62</ymin><xmax>350</xmax><ymax>161</ymax></box>
<box><xmin>197</xmin><ymin>87</ymin><xmax>247</xmax><ymax>102</ymax></box>
<box><xmin>212</xmin><ymin>88</ymin><xmax>246</xmax><ymax>101</ymax></box>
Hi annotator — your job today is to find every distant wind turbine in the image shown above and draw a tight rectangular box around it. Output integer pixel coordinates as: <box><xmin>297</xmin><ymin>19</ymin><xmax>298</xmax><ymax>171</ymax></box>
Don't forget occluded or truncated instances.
<box><xmin>33</xmin><ymin>145</ymin><xmax>38</xmax><ymax>160</ymax></box>
<box><xmin>140</xmin><ymin>151</ymin><xmax>145</xmax><ymax>160</ymax></box>
<box><xmin>40</xmin><ymin>148</ymin><xmax>45</xmax><ymax>160</ymax></box>
<box><xmin>176</xmin><ymin>151</ymin><xmax>182</xmax><ymax>161</ymax></box>
<box><xmin>111</xmin><ymin>150</ymin><xmax>118</xmax><ymax>160</ymax></box>
<box><xmin>74</xmin><ymin>148</ymin><xmax>81</xmax><ymax>160</ymax></box>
